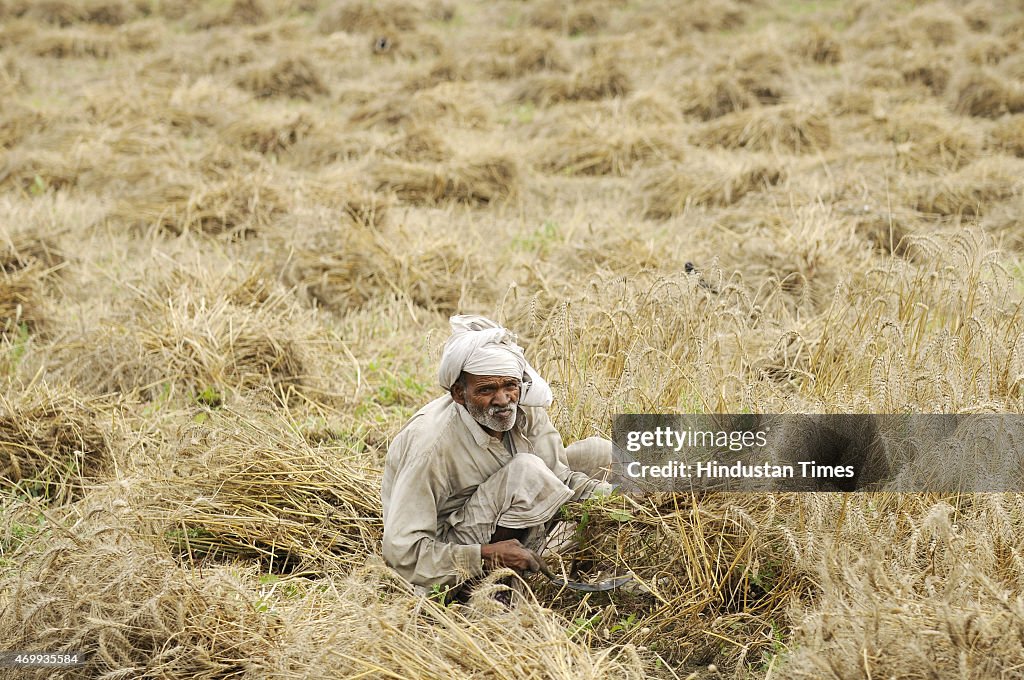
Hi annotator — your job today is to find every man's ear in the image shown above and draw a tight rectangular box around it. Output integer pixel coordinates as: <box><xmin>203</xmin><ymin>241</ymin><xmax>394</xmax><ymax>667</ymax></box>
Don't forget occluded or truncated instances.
<box><xmin>450</xmin><ymin>382</ymin><xmax>466</xmax><ymax>405</ymax></box>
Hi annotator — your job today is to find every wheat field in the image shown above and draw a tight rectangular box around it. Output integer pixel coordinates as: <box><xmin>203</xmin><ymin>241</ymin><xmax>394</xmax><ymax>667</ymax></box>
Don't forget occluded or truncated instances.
<box><xmin>2</xmin><ymin>0</ymin><xmax>1024</xmax><ymax>677</ymax></box>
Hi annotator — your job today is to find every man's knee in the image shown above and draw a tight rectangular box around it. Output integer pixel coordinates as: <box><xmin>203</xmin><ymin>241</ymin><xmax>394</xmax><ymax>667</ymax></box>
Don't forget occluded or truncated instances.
<box><xmin>565</xmin><ymin>437</ymin><xmax>612</xmax><ymax>478</ymax></box>
<box><xmin>506</xmin><ymin>452</ymin><xmax>556</xmax><ymax>479</ymax></box>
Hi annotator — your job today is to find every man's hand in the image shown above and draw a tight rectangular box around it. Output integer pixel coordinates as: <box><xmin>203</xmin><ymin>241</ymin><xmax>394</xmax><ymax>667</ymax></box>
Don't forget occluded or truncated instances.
<box><xmin>481</xmin><ymin>539</ymin><xmax>541</xmax><ymax>573</ymax></box>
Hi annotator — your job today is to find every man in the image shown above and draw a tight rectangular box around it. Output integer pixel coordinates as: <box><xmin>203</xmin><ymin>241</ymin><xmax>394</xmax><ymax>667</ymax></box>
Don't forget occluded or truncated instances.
<box><xmin>381</xmin><ymin>315</ymin><xmax>614</xmax><ymax>595</ymax></box>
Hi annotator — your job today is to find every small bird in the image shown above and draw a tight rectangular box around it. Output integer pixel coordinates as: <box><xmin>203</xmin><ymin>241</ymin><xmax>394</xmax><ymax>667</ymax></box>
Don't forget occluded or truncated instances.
<box><xmin>684</xmin><ymin>261</ymin><xmax>719</xmax><ymax>295</ymax></box>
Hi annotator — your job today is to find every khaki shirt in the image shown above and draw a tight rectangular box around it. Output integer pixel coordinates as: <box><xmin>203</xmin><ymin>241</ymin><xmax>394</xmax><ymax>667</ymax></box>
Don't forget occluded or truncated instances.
<box><xmin>381</xmin><ymin>394</ymin><xmax>602</xmax><ymax>589</ymax></box>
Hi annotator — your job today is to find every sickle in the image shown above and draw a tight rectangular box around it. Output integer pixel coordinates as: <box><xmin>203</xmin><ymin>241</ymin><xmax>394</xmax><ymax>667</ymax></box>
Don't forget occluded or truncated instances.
<box><xmin>534</xmin><ymin>561</ymin><xmax>633</xmax><ymax>592</ymax></box>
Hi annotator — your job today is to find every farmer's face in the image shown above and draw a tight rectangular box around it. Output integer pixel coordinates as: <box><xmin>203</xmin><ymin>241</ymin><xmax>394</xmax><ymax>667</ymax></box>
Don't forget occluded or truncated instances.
<box><xmin>453</xmin><ymin>373</ymin><xmax>521</xmax><ymax>436</ymax></box>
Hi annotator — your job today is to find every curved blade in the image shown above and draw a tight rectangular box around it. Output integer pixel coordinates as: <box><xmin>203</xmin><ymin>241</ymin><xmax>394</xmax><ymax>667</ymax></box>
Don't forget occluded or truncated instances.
<box><xmin>536</xmin><ymin>561</ymin><xmax>633</xmax><ymax>592</ymax></box>
<box><xmin>548</xmin><ymin>574</ymin><xmax>634</xmax><ymax>592</ymax></box>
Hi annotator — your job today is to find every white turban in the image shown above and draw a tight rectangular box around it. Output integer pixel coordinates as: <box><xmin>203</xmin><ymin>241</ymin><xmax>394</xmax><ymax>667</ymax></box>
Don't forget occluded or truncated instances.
<box><xmin>438</xmin><ymin>315</ymin><xmax>553</xmax><ymax>408</ymax></box>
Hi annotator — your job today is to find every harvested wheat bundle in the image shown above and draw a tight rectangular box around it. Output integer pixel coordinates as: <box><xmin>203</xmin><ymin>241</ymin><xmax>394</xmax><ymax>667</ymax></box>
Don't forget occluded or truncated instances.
<box><xmin>636</xmin><ymin>155</ymin><xmax>785</xmax><ymax>219</ymax></box>
<box><xmin>382</xmin><ymin>125</ymin><xmax>449</xmax><ymax>163</ymax></box>
<box><xmin>139</xmin><ymin>407</ymin><xmax>381</xmax><ymax>572</ymax></box>
<box><xmin>0</xmin><ymin>101</ymin><xmax>46</xmax><ymax>149</ymax></box>
<box><xmin>526</xmin><ymin>0</ymin><xmax>608</xmax><ymax>36</ymax></box>
<box><xmin>827</xmin><ymin>87</ymin><xmax>882</xmax><ymax>116</ymax></box>
<box><xmin>952</xmin><ymin>69</ymin><xmax>1024</xmax><ymax>118</ymax></box>
<box><xmin>0</xmin><ymin>382</ymin><xmax>110</xmax><ymax>505</ymax></box>
<box><xmin>472</xmin><ymin>29</ymin><xmax>567</xmax><ymax>80</ymax></box>
<box><xmin>798</xmin><ymin>24</ymin><xmax>842</xmax><ymax>64</ymax></box>
<box><xmin>912</xmin><ymin>157</ymin><xmax>1024</xmax><ymax>217</ymax></box>
<box><xmin>693</xmin><ymin>105</ymin><xmax>832</xmax><ymax>154</ymax></box>
<box><xmin>885</xmin><ymin>106</ymin><xmax>981</xmax><ymax>173</ymax></box>
<box><xmin>0</xmin><ymin>514</ymin><xmax>285</xmax><ymax>679</ymax></box>
<box><xmin>236</xmin><ymin>56</ymin><xmax>328</xmax><ymax>100</ymax></box>
<box><xmin>961</xmin><ymin>0</ymin><xmax>994</xmax><ymax>32</ymax></box>
<box><xmin>907</xmin><ymin>4</ymin><xmax>965</xmax><ymax>47</ymax></box>
<box><xmin>397</xmin><ymin>52</ymin><xmax>469</xmax><ymax>93</ymax></box>
<box><xmin>622</xmin><ymin>91</ymin><xmax>683</xmax><ymax>125</ymax></box>
<box><xmin>220</xmin><ymin>108</ymin><xmax>316</xmax><ymax>156</ymax></box>
<box><xmin>728</xmin><ymin>46</ymin><xmax>792</xmax><ymax>105</ymax></box>
<box><xmin>112</xmin><ymin>172</ymin><xmax>285</xmax><ymax>237</ymax></box>
<box><xmin>0</xmin><ymin>267</ymin><xmax>46</xmax><ymax>335</ymax></box>
<box><xmin>902</xmin><ymin>54</ymin><xmax>952</xmax><ymax>96</ymax></box>
<box><xmin>190</xmin><ymin>0</ymin><xmax>269</xmax><ymax>29</ymax></box>
<box><xmin>515</xmin><ymin>57</ymin><xmax>631</xmax><ymax>107</ymax></box>
<box><xmin>350</xmin><ymin>81</ymin><xmax>492</xmax><ymax>129</ymax></box>
<box><xmin>15</xmin><ymin>0</ymin><xmax>138</xmax><ymax>25</ymax></box>
<box><xmin>852</xmin><ymin>3</ymin><xmax>962</xmax><ymax>51</ymax></box>
<box><xmin>16</xmin><ymin>0</ymin><xmax>80</xmax><ymax>26</ymax></box>
<box><xmin>303</xmin><ymin>174</ymin><xmax>391</xmax><ymax>226</ymax></box>
<box><xmin>621</xmin><ymin>0</ymin><xmax>744</xmax><ymax>35</ymax></box>
<box><xmin>0</xmin><ymin>231</ymin><xmax>63</xmax><ymax>335</ymax></box>
<box><xmin>194</xmin><ymin>32</ymin><xmax>261</xmax><ymax>73</ymax></box>
<box><xmin>989</xmin><ymin>114</ymin><xmax>1024</xmax><ymax>157</ymax></box>
<box><xmin>379</xmin><ymin>28</ymin><xmax>447</xmax><ymax>61</ymax></box>
<box><xmin>317</xmin><ymin>0</ymin><xmax>422</xmax><ymax>34</ymax></box>
<box><xmin>966</xmin><ymin>35</ymin><xmax>1011</xmax><ymax>66</ymax></box>
<box><xmin>536</xmin><ymin>121</ymin><xmax>683</xmax><ymax>177</ymax></box>
<box><xmin>1001</xmin><ymin>53</ymin><xmax>1024</xmax><ymax>82</ymax></box>
<box><xmin>81</xmin><ymin>0</ymin><xmax>138</xmax><ymax>26</ymax></box>
<box><xmin>0</xmin><ymin>230</ymin><xmax>64</xmax><ymax>273</ymax></box>
<box><xmin>28</xmin><ymin>25</ymin><xmax>124</xmax><ymax>58</ymax></box>
<box><xmin>219</xmin><ymin>105</ymin><xmax>363</xmax><ymax>167</ymax></box>
<box><xmin>287</xmin><ymin>222</ymin><xmax>476</xmax><ymax>314</ymax></box>
<box><xmin>370</xmin><ymin>153</ymin><xmax>519</xmax><ymax>206</ymax></box>
<box><xmin>60</xmin><ymin>268</ymin><xmax>317</xmax><ymax>402</ymax></box>
<box><xmin>679</xmin><ymin>73</ymin><xmax>757</xmax><ymax>121</ymax></box>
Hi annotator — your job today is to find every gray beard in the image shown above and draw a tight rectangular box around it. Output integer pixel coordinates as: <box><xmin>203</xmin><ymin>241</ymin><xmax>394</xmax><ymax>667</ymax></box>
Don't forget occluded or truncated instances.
<box><xmin>466</xmin><ymin>401</ymin><xmax>517</xmax><ymax>432</ymax></box>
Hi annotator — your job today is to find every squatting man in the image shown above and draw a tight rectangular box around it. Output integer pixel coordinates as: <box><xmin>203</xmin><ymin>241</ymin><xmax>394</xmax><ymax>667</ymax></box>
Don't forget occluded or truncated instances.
<box><xmin>381</xmin><ymin>315</ymin><xmax>615</xmax><ymax>598</ymax></box>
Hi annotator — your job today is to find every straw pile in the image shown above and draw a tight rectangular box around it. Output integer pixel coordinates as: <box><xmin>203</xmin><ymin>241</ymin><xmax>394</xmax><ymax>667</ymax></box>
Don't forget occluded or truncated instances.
<box><xmin>236</xmin><ymin>56</ymin><xmax>329</xmax><ymax>100</ymax></box>
<box><xmin>473</xmin><ymin>30</ymin><xmax>567</xmax><ymax>79</ymax></box>
<box><xmin>111</xmin><ymin>172</ymin><xmax>286</xmax><ymax>237</ymax></box>
<box><xmin>798</xmin><ymin>24</ymin><xmax>842</xmax><ymax>64</ymax></box>
<box><xmin>286</xmin><ymin>222</ymin><xmax>478</xmax><ymax>314</ymax></box>
<box><xmin>911</xmin><ymin>157</ymin><xmax>1023</xmax><ymax>216</ymax></box>
<box><xmin>636</xmin><ymin>156</ymin><xmax>785</xmax><ymax>218</ymax></box>
<box><xmin>0</xmin><ymin>231</ymin><xmax>64</xmax><ymax>335</ymax></box>
<box><xmin>370</xmin><ymin>154</ymin><xmax>519</xmax><ymax>206</ymax></box>
<box><xmin>0</xmin><ymin>382</ymin><xmax>110</xmax><ymax>505</ymax></box>
<box><xmin>515</xmin><ymin>57</ymin><xmax>631</xmax><ymax>106</ymax></box>
<box><xmin>693</xmin><ymin>105</ymin><xmax>832</xmax><ymax>154</ymax></box>
<box><xmin>129</xmin><ymin>407</ymin><xmax>380</xmax><ymax>574</ymax></box>
<box><xmin>317</xmin><ymin>0</ymin><xmax>424</xmax><ymax>35</ymax></box>
<box><xmin>885</xmin><ymin>105</ymin><xmax>981</xmax><ymax>172</ymax></box>
<box><xmin>526</xmin><ymin>0</ymin><xmax>609</xmax><ymax>36</ymax></box>
<box><xmin>349</xmin><ymin>81</ymin><xmax>493</xmax><ymax>129</ymax></box>
<box><xmin>952</xmin><ymin>69</ymin><xmax>1024</xmax><ymax>118</ymax></box>
<box><xmin>989</xmin><ymin>114</ymin><xmax>1024</xmax><ymax>156</ymax></box>
<box><xmin>536</xmin><ymin>122</ymin><xmax>683</xmax><ymax>177</ymax></box>
<box><xmin>59</xmin><ymin>269</ymin><xmax>317</xmax><ymax>402</ymax></box>
<box><xmin>679</xmin><ymin>73</ymin><xmax>757</xmax><ymax>121</ymax></box>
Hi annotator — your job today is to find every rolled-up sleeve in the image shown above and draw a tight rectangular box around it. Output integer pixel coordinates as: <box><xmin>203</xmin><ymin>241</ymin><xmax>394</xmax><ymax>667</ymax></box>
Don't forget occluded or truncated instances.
<box><xmin>382</xmin><ymin>438</ymin><xmax>484</xmax><ymax>590</ymax></box>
